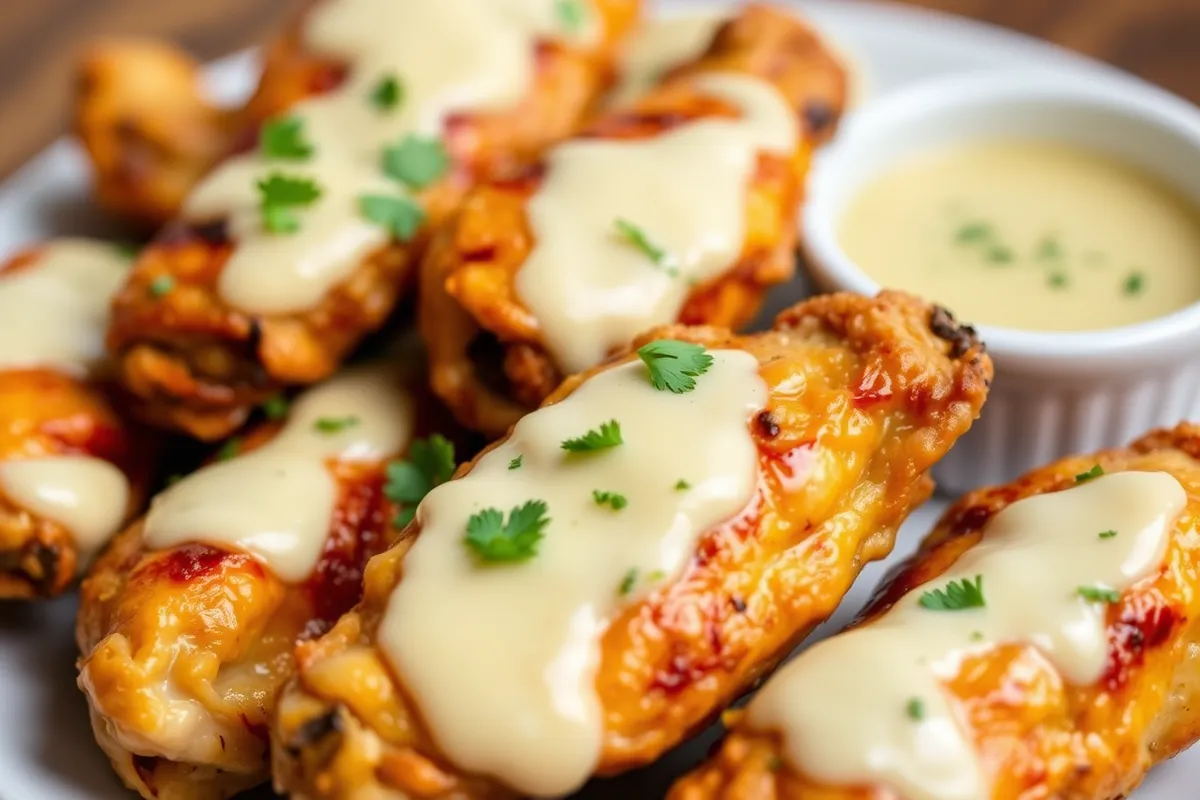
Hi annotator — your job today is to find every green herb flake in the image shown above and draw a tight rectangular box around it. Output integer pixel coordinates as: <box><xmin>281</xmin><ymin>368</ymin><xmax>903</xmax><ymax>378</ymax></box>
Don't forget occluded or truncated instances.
<box><xmin>464</xmin><ymin>500</ymin><xmax>550</xmax><ymax>563</ymax></box>
<box><xmin>313</xmin><ymin>415</ymin><xmax>359</xmax><ymax>434</ymax></box>
<box><xmin>613</xmin><ymin>218</ymin><xmax>671</xmax><ymax>270</ymax></box>
<box><xmin>148</xmin><ymin>275</ymin><xmax>175</xmax><ymax>297</ymax></box>
<box><xmin>216</xmin><ymin>437</ymin><xmax>241</xmax><ymax>462</ymax></box>
<box><xmin>383</xmin><ymin>135</ymin><xmax>449</xmax><ymax>190</ymax></box>
<box><xmin>260</xmin><ymin>116</ymin><xmax>313</xmax><ymax>160</ymax></box>
<box><xmin>1075</xmin><ymin>464</ymin><xmax>1104</xmax><ymax>483</ymax></box>
<box><xmin>1123</xmin><ymin>270</ymin><xmax>1146</xmax><ymax>297</ymax></box>
<box><xmin>969</xmin><ymin>630</ymin><xmax>985</xmax><ymax>643</ymax></box>
<box><xmin>646</xmin><ymin>569</ymin><xmax>666</xmax><ymax>582</ymax></box>
<box><xmin>905</xmin><ymin>697</ymin><xmax>925</xmax><ymax>721</ymax></box>
<box><xmin>359</xmin><ymin>194</ymin><xmax>425</xmax><ymax>241</ymax></box>
<box><xmin>766</xmin><ymin>755</ymin><xmax>784</xmax><ymax>772</ymax></box>
<box><xmin>636</xmin><ymin>339</ymin><xmax>714</xmax><ymax>394</ymax></box>
<box><xmin>370</xmin><ymin>74</ymin><xmax>403</xmax><ymax>111</ymax></box>
<box><xmin>1078</xmin><ymin>585</ymin><xmax>1121</xmax><ymax>604</ymax></box>
<box><xmin>561</xmin><ymin>419</ymin><xmax>623</xmax><ymax>453</ymax></box>
<box><xmin>257</xmin><ymin>172</ymin><xmax>322</xmax><ymax>233</ymax></box>
<box><xmin>166</xmin><ymin>473</ymin><xmax>184</xmax><ymax>487</ymax></box>
<box><xmin>1035</xmin><ymin>236</ymin><xmax>1063</xmax><ymax>261</ymax></box>
<box><xmin>618</xmin><ymin>568</ymin><xmax>638</xmax><ymax>595</ymax></box>
<box><xmin>593</xmin><ymin>490</ymin><xmax>628</xmax><ymax>510</ymax></box>
<box><xmin>508</xmin><ymin>455</ymin><xmax>523</xmax><ymax>470</ymax></box>
<box><xmin>954</xmin><ymin>222</ymin><xmax>992</xmax><ymax>243</ymax></box>
<box><xmin>1098</xmin><ymin>529</ymin><xmax>1118</xmax><ymax>540</ymax></box>
<box><xmin>114</xmin><ymin>241</ymin><xmax>140</xmax><ymax>260</ymax></box>
<box><xmin>555</xmin><ymin>0</ymin><xmax>587</xmax><ymax>31</ymax></box>
<box><xmin>675</xmin><ymin>479</ymin><xmax>691</xmax><ymax>491</ymax></box>
<box><xmin>918</xmin><ymin>575</ymin><xmax>985</xmax><ymax>611</ymax></box>
<box><xmin>985</xmin><ymin>245</ymin><xmax>1014</xmax><ymax>264</ymax></box>
<box><xmin>384</xmin><ymin>434</ymin><xmax>456</xmax><ymax>528</ymax></box>
<box><xmin>261</xmin><ymin>394</ymin><xmax>289</xmax><ymax>421</ymax></box>
<box><xmin>1047</xmin><ymin>271</ymin><xmax>1069</xmax><ymax>289</ymax></box>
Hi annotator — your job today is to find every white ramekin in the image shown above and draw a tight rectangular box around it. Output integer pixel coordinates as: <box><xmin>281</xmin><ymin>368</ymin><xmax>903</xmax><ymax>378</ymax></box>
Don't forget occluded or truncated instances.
<box><xmin>802</xmin><ymin>70</ymin><xmax>1200</xmax><ymax>493</ymax></box>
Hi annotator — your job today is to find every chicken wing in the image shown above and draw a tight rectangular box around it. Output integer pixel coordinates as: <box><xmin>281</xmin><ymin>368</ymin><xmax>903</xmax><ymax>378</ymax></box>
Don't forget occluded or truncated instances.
<box><xmin>0</xmin><ymin>241</ymin><xmax>153</xmax><ymax>598</ymax></box>
<box><xmin>104</xmin><ymin>0</ymin><xmax>638</xmax><ymax>441</ymax></box>
<box><xmin>670</xmin><ymin>423</ymin><xmax>1200</xmax><ymax>800</ymax></box>
<box><xmin>420</xmin><ymin>4</ymin><xmax>847</xmax><ymax>436</ymax></box>
<box><xmin>271</xmin><ymin>291</ymin><xmax>990</xmax><ymax>799</ymax></box>
<box><xmin>76</xmin><ymin>361</ymin><xmax>462</xmax><ymax>800</ymax></box>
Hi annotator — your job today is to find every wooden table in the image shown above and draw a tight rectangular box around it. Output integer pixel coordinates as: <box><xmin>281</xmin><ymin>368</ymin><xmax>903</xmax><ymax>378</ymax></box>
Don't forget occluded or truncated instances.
<box><xmin>1</xmin><ymin>0</ymin><xmax>1197</xmax><ymax>179</ymax></box>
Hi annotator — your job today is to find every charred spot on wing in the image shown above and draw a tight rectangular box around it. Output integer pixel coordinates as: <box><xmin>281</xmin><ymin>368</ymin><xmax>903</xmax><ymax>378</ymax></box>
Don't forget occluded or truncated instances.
<box><xmin>801</xmin><ymin>100</ymin><xmax>835</xmax><ymax>136</ymax></box>
<box><xmin>755</xmin><ymin>410</ymin><xmax>781</xmax><ymax>439</ymax></box>
<box><xmin>191</xmin><ymin>219</ymin><xmax>230</xmax><ymax>246</ymax></box>
<box><xmin>287</xmin><ymin>708</ymin><xmax>344</xmax><ymax>755</ymax></box>
<box><xmin>929</xmin><ymin>306</ymin><xmax>981</xmax><ymax>359</ymax></box>
<box><xmin>31</xmin><ymin>541</ymin><xmax>62</xmax><ymax>595</ymax></box>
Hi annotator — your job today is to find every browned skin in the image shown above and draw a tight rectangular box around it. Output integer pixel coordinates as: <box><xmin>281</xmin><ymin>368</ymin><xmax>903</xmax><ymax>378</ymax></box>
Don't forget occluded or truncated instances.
<box><xmin>102</xmin><ymin>0</ymin><xmax>639</xmax><ymax>441</ymax></box>
<box><xmin>420</xmin><ymin>4</ymin><xmax>848</xmax><ymax>436</ymax></box>
<box><xmin>670</xmin><ymin>424</ymin><xmax>1200</xmax><ymax>800</ymax></box>
<box><xmin>0</xmin><ymin>248</ymin><xmax>154</xmax><ymax>599</ymax></box>
<box><xmin>270</xmin><ymin>291</ymin><xmax>992</xmax><ymax>799</ymax></box>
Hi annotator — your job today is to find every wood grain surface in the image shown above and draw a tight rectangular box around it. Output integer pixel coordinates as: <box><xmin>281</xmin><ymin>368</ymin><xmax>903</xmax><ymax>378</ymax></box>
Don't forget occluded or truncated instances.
<box><xmin>0</xmin><ymin>0</ymin><xmax>1197</xmax><ymax>179</ymax></box>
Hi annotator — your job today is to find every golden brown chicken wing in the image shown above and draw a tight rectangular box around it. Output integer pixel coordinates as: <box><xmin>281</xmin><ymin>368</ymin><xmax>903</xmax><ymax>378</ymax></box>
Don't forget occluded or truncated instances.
<box><xmin>76</xmin><ymin>361</ymin><xmax>464</xmax><ymax>800</ymax></box>
<box><xmin>0</xmin><ymin>241</ymin><xmax>153</xmax><ymax>598</ymax></box>
<box><xmin>104</xmin><ymin>0</ymin><xmax>639</xmax><ymax>441</ymax></box>
<box><xmin>271</xmin><ymin>291</ymin><xmax>991</xmax><ymax>799</ymax></box>
<box><xmin>670</xmin><ymin>424</ymin><xmax>1200</xmax><ymax>800</ymax></box>
<box><xmin>420</xmin><ymin>4</ymin><xmax>848</xmax><ymax>436</ymax></box>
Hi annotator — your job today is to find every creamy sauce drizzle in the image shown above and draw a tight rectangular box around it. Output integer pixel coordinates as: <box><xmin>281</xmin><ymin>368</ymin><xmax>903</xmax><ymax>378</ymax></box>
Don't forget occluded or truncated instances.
<box><xmin>747</xmin><ymin>471</ymin><xmax>1186</xmax><ymax>800</ymax></box>
<box><xmin>143</xmin><ymin>365</ymin><xmax>414</xmax><ymax>582</ymax></box>
<box><xmin>0</xmin><ymin>239</ymin><xmax>128</xmax><ymax>374</ymax></box>
<box><xmin>517</xmin><ymin>74</ymin><xmax>797</xmax><ymax>373</ymax></box>
<box><xmin>607</xmin><ymin>12</ymin><xmax>725</xmax><ymax>106</ymax></box>
<box><xmin>186</xmin><ymin>0</ymin><xmax>593</xmax><ymax>314</ymax></box>
<box><xmin>378</xmin><ymin>352</ymin><xmax>766</xmax><ymax>796</ymax></box>
<box><xmin>840</xmin><ymin>140</ymin><xmax>1200</xmax><ymax>331</ymax></box>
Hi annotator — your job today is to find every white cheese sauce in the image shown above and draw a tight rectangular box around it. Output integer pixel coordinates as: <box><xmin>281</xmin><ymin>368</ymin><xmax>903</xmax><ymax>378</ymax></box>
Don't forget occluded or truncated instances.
<box><xmin>607</xmin><ymin>12</ymin><xmax>725</xmax><ymax>107</ymax></box>
<box><xmin>516</xmin><ymin>74</ymin><xmax>797</xmax><ymax>373</ymax></box>
<box><xmin>142</xmin><ymin>364</ymin><xmax>414</xmax><ymax>582</ymax></box>
<box><xmin>378</xmin><ymin>350</ymin><xmax>766</xmax><ymax>796</ymax></box>
<box><xmin>186</xmin><ymin>0</ymin><xmax>594</xmax><ymax>315</ymax></box>
<box><xmin>747</xmin><ymin>471</ymin><xmax>1187</xmax><ymax>800</ymax></box>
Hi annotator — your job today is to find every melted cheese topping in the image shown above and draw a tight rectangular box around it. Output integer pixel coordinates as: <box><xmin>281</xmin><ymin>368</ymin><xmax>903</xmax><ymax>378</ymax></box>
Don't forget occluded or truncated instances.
<box><xmin>747</xmin><ymin>471</ymin><xmax>1186</xmax><ymax>800</ymax></box>
<box><xmin>516</xmin><ymin>74</ymin><xmax>797</xmax><ymax>373</ymax></box>
<box><xmin>186</xmin><ymin>0</ymin><xmax>592</xmax><ymax>315</ymax></box>
<box><xmin>0</xmin><ymin>239</ymin><xmax>128</xmax><ymax>374</ymax></box>
<box><xmin>143</xmin><ymin>365</ymin><xmax>414</xmax><ymax>582</ymax></box>
<box><xmin>378</xmin><ymin>351</ymin><xmax>766</xmax><ymax>796</ymax></box>
<box><xmin>0</xmin><ymin>457</ymin><xmax>130</xmax><ymax>564</ymax></box>
<box><xmin>607</xmin><ymin>12</ymin><xmax>725</xmax><ymax>106</ymax></box>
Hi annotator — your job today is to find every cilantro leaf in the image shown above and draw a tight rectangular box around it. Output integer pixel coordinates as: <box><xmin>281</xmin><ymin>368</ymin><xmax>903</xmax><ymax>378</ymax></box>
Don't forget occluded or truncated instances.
<box><xmin>592</xmin><ymin>490</ymin><xmax>627</xmax><ymax>510</ymax></box>
<box><xmin>1078</xmin><ymin>585</ymin><xmax>1121</xmax><ymax>604</ymax></box>
<box><xmin>149</xmin><ymin>275</ymin><xmax>174</xmax><ymax>297</ymax></box>
<box><xmin>1098</xmin><ymin>529</ymin><xmax>1118</xmax><ymax>539</ymax></box>
<box><xmin>555</xmin><ymin>0</ymin><xmax>586</xmax><ymax>30</ymax></box>
<box><xmin>636</xmin><ymin>339</ymin><xmax>713</xmax><ymax>393</ymax></box>
<box><xmin>257</xmin><ymin>172</ymin><xmax>321</xmax><ymax>233</ymax></box>
<box><xmin>370</xmin><ymin>74</ymin><xmax>403</xmax><ymax>111</ymax></box>
<box><xmin>618</xmin><ymin>568</ymin><xmax>638</xmax><ymax>595</ymax></box>
<box><xmin>674</xmin><ymin>479</ymin><xmax>691</xmax><ymax>491</ymax></box>
<box><xmin>1075</xmin><ymin>464</ymin><xmax>1104</xmax><ymax>483</ymax></box>
<box><xmin>384</xmin><ymin>434</ymin><xmax>456</xmax><ymax>528</ymax></box>
<box><xmin>561</xmin><ymin>420</ymin><xmax>622</xmax><ymax>453</ymax></box>
<box><xmin>1123</xmin><ymin>270</ymin><xmax>1146</xmax><ymax>297</ymax></box>
<box><xmin>918</xmin><ymin>575</ymin><xmax>985</xmax><ymax>611</ymax></box>
<box><xmin>383</xmin><ymin>135</ymin><xmax>449</xmax><ymax>190</ymax></box>
<box><xmin>464</xmin><ymin>500</ymin><xmax>549</xmax><ymax>563</ymax></box>
<box><xmin>613</xmin><ymin>218</ymin><xmax>671</xmax><ymax>270</ymax></box>
<box><xmin>314</xmin><ymin>416</ymin><xmax>359</xmax><ymax>433</ymax></box>
<box><xmin>260</xmin><ymin>116</ymin><xmax>313</xmax><ymax>160</ymax></box>
<box><xmin>508</xmin><ymin>455</ymin><xmax>523</xmax><ymax>470</ymax></box>
<box><xmin>216</xmin><ymin>437</ymin><xmax>241</xmax><ymax>462</ymax></box>
<box><xmin>905</xmin><ymin>698</ymin><xmax>924</xmax><ymax>721</ymax></box>
<box><xmin>359</xmin><ymin>194</ymin><xmax>425</xmax><ymax>241</ymax></box>
<box><xmin>261</xmin><ymin>394</ymin><xmax>289</xmax><ymax>421</ymax></box>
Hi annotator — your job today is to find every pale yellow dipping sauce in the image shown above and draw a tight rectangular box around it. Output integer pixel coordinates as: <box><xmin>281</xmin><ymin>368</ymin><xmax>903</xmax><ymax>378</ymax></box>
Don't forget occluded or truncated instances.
<box><xmin>839</xmin><ymin>140</ymin><xmax>1200</xmax><ymax>331</ymax></box>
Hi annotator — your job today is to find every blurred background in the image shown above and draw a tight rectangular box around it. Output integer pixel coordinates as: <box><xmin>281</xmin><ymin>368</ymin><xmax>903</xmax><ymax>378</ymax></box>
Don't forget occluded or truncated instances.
<box><xmin>0</xmin><ymin>0</ymin><xmax>1197</xmax><ymax>178</ymax></box>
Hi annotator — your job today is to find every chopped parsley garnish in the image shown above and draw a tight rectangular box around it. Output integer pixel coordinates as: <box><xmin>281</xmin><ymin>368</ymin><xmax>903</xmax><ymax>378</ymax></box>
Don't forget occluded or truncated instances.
<box><xmin>985</xmin><ymin>245</ymin><xmax>1013</xmax><ymax>264</ymax></box>
<box><xmin>918</xmin><ymin>575</ymin><xmax>985</xmax><ymax>611</ymax></box>
<box><xmin>1047</xmin><ymin>271</ymin><xmax>1069</xmax><ymax>289</ymax></box>
<box><xmin>593</xmin><ymin>490</ymin><xmax>628</xmax><ymax>510</ymax></box>
<box><xmin>260</xmin><ymin>116</ymin><xmax>313</xmax><ymax>160</ymax></box>
<box><xmin>637</xmin><ymin>339</ymin><xmax>713</xmax><ymax>393</ymax></box>
<box><xmin>1098</xmin><ymin>529</ymin><xmax>1118</xmax><ymax>539</ymax></box>
<box><xmin>359</xmin><ymin>194</ymin><xmax>425</xmax><ymax>241</ymax></box>
<box><xmin>383</xmin><ymin>135</ymin><xmax>449</xmax><ymax>190</ymax></box>
<box><xmin>954</xmin><ymin>222</ymin><xmax>991</xmax><ymax>243</ymax></box>
<box><xmin>384</xmin><ymin>434</ymin><xmax>456</xmax><ymax>527</ymax></box>
<box><xmin>258</xmin><ymin>172</ymin><xmax>322</xmax><ymax>233</ymax></box>
<box><xmin>261</xmin><ymin>394</ymin><xmax>289</xmax><ymax>421</ymax></box>
<box><xmin>613</xmin><ymin>218</ymin><xmax>674</xmax><ymax>274</ymax></box>
<box><xmin>508</xmin><ymin>455</ymin><xmax>523</xmax><ymax>470</ymax></box>
<box><xmin>1123</xmin><ymin>270</ymin><xmax>1146</xmax><ymax>297</ymax></box>
<box><xmin>148</xmin><ymin>275</ymin><xmax>174</xmax><ymax>297</ymax></box>
<box><xmin>114</xmin><ymin>241</ymin><xmax>140</xmax><ymax>260</ymax></box>
<box><xmin>216</xmin><ymin>437</ymin><xmax>241</xmax><ymax>461</ymax></box>
<box><xmin>370</xmin><ymin>74</ymin><xmax>403</xmax><ymax>111</ymax></box>
<box><xmin>1075</xmin><ymin>464</ymin><xmax>1104</xmax><ymax>483</ymax></box>
<box><xmin>1078</xmin><ymin>585</ymin><xmax>1121</xmax><ymax>604</ymax></box>
<box><xmin>314</xmin><ymin>415</ymin><xmax>359</xmax><ymax>433</ymax></box>
<box><xmin>905</xmin><ymin>698</ymin><xmax>925</xmax><ymax>721</ymax></box>
<box><xmin>646</xmin><ymin>569</ymin><xmax>665</xmax><ymax>582</ymax></box>
<box><xmin>464</xmin><ymin>500</ymin><xmax>550</xmax><ymax>563</ymax></box>
<box><xmin>674</xmin><ymin>479</ymin><xmax>691</xmax><ymax>491</ymax></box>
<box><xmin>561</xmin><ymin>419</ymin><xmax>622</xmax><ymax>453</ymax></box>
<box><xmin>1035</xmin><ymin>236</ymin><xmax>1063</xmax><ymax>261</ymax></box>
<box><xmin>969</xmin><ymin>630</ymin><xmax>985</xmax><ymax>642</ymax></box>
<box><xmin>555</xmin><ymin>0</ymin><xmax>586</xmax><ymax>30</ymax></box>
<box><xmin>618</xmin><ymin>568</ymin><xmax>638</xmax><ymax>595</ymax></box>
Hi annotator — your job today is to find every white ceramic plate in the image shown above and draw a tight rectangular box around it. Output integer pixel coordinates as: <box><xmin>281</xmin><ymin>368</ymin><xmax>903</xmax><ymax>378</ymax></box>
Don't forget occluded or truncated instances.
<box><xmin>0</xmin><ymin>1</ymin><xmax>1195</xmax><ymax>797</ymax></box>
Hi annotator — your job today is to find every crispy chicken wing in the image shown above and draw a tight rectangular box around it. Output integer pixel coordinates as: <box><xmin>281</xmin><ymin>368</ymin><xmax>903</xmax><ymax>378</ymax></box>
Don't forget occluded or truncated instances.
<box><xmin>104</xmin><ymin>0</ymin><xmax>638</xmax><ymax>441</ymax></box>
<box><xmin>0</xmin><ymin>242</ymin><xmax>153</xmax><ymax>598</ymax></box>
<box><xmin>271</xmin><ymin>291</ymin><xmax>991</xmax><ymax>799</ymax></box>
<box><xmin>420</xmin><ymin>4</ymin><xmax>847</xmax><ymax>436</ymax></box>
<box><xmin>670</xmin><ymin>424</ymin><xmax>1200</xmax><ymax>800</ymax></box>
<box><xmin>76</xmin><ymin>362</ymin><xmax>463</xmax><ymax>800</ymax></box>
